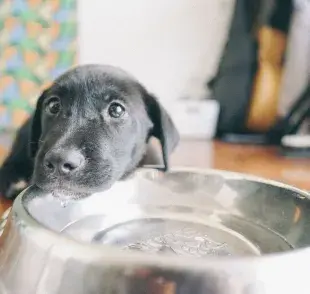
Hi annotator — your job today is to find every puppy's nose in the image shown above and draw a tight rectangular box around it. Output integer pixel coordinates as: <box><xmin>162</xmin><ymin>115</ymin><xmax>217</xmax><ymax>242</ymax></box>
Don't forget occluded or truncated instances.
<box><xmin>44</xmin><ymin>149</ymin><xmax>85</xmax><ymax>175</ymax></box>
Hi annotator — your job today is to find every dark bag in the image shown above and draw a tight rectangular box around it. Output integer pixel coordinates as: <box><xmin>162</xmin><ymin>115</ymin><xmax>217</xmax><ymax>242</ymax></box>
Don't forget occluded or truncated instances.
<box><xmin>210</xmin><ymin>0</ymin><xmax>293</xmax><ymax>136</ymax></box>
<box><xmin>209</xmin><ymin>0</ymin><xmax>259</xmax><ymax>135</ymax></box>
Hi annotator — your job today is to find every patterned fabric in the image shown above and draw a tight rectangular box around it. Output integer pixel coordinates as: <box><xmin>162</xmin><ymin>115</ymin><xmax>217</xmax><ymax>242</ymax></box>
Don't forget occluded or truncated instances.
<box><xmin>0</xmin><ymin>0</ymin><xmax>77</xmax><ymax>130</ymax></box>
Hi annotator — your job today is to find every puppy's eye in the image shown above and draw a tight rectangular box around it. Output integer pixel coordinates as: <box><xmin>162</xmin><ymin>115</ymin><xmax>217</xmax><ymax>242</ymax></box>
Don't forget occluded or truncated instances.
<box><xmin>46</xmin><ymin>97</ymin><xmax>61</xmax><ymax>115</ymax></box>
<box><xmin>108</xmin><ymin>102</ymin><xmax>125</xmax><ymax>118</ymax></box>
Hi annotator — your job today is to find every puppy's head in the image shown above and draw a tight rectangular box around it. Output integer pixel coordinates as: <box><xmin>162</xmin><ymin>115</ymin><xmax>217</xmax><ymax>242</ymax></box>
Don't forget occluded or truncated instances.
<box><xmin>30</xmin><ymin>65</ymin><xmax>179</xmax><ymax>199</ymax></box>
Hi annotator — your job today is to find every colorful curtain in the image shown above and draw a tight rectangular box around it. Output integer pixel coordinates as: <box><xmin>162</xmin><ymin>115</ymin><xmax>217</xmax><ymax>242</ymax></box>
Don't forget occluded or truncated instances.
<box><xmin>0</xmin><ymin>0</ymin><xmax>77</xmax><ymax>130</ymax></box>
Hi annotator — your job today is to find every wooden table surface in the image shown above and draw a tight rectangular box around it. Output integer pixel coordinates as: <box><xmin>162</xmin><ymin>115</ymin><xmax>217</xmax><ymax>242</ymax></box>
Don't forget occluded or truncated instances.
<box><xmin>171</xmin><ymin>140</ymin><xmax>310</xmax><ymax>190</ymax></box>
<box><xmin>1</xmin><ymin>139</ymin><xmax>310</xmax><ymax>216</ymax></box>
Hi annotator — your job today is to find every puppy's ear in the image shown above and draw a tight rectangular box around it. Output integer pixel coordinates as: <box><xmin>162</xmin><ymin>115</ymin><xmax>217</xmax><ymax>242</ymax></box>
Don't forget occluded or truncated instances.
<box><xmin>29</xmin><ymin>90</ymin><xmax>47</xmax><ymax>158</ymax></box>
<box><xmin>144</xmin><ymin>93</ymin><xmax>180</xmax><ymax>171</ymax></box>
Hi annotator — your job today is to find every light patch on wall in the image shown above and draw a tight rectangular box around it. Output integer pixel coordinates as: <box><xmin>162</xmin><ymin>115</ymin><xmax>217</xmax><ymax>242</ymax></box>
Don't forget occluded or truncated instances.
<box><xmin>78</xmin><ymin>0</ymin><xmax>236</xmax><ymax>111</ymax></box>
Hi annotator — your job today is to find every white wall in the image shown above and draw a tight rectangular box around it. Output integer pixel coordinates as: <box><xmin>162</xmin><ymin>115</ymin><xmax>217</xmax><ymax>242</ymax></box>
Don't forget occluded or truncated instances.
<box><xmin>77</xmin><ymin>0</ymin><xmax>235</xmax><ymax>112</ymax></box>
<box><xmin>279</xmin><ymin>1</ymin><xmax>310</xmax><ymax>115</ymax></box>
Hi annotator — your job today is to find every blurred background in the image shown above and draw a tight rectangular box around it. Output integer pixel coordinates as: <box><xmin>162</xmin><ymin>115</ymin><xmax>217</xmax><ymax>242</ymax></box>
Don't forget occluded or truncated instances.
<box><xmin>0</xmin><ymin>0</ymin><xmax>309</xmax><ymax>188</ymax></box>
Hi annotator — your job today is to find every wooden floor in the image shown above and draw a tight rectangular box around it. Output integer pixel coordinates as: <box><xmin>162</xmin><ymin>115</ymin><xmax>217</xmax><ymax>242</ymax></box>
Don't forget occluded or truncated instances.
<box><xmin>1</xmin><ymin>139</ymin><xmax>310</xmax><ymax>215</ymax></box>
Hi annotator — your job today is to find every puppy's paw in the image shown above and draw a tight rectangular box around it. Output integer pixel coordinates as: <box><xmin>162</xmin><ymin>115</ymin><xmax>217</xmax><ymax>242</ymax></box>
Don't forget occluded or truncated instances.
<box><xmin>5</xmin><ymin>180</ymin><xmax>28</xmax><ymax>200</ymax></box>
<box><xmin>0</xmin><ymin>169</ymin><xmax>28</xmax><ymax>200</ymax></box>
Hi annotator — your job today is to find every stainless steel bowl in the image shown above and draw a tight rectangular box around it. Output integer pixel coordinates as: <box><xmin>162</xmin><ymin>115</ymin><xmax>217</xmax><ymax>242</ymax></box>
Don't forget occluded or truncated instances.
<box><xmin>1</xmin><ymin>168</ymin><xmax>310</xmax><ymax>294</ymax></box>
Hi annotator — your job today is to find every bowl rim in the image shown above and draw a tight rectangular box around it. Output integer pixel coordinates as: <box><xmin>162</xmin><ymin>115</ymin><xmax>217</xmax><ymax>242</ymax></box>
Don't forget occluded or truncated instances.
<box><xmin>10</xmin><ymin>167</ymin><xmax>310</xmax><ymax>272</ymax></box>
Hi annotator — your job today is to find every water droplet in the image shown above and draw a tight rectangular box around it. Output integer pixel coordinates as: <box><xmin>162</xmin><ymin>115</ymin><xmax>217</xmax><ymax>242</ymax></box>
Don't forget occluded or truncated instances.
<box><xmin>60</xmin><ymin>200</ymin><xmax>69</xmax><ymax>208</ymax></box>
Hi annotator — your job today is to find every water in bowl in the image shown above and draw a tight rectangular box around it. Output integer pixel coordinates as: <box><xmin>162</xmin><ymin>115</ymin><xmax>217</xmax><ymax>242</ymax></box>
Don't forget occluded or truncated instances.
<box><xmin>60</xmin><ymin>204</ymin><xmax>293</xmax><ymax>257</ymax></box>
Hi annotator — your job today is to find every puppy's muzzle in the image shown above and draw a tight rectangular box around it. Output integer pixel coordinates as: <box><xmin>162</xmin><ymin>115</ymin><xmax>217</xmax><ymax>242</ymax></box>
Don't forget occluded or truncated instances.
<box><xmin>43</xmin><ymin>148</ymin><xmax>85</xmax><ymax>176</ymax></box>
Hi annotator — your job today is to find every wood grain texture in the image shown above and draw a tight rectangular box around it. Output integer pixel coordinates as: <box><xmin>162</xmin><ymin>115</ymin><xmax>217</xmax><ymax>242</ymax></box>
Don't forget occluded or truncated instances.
<box><xmin>171</xmin><ymin>140</ymin><xmax>310</xmax><ymax>191</ymax></box>
<box><xmin>1</xmin><ymin>140</ymin><xmax>310</xmax><ymax>217</ymax></box>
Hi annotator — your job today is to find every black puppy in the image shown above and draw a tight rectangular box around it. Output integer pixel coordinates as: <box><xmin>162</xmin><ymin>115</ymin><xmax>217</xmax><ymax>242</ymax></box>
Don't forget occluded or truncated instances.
<box><xmin>0</xmin><ymin>64</ymin><xmax>179</xmax><ymax>200</ymax></box>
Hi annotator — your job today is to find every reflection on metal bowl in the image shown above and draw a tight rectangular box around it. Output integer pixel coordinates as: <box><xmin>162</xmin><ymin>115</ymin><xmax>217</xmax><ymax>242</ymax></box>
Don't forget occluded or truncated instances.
<box><xmin>1</xmin><ymin>168</ymin><xmax>310</xmax><ymax>294</ymax></box>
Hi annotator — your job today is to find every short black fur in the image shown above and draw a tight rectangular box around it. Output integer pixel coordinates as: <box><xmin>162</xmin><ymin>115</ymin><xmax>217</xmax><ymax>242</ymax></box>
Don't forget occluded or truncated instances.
<box><xmin>0</xmin><ymin>64</ymin><xmax>179</xmax><ymax>200</ymax></box>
